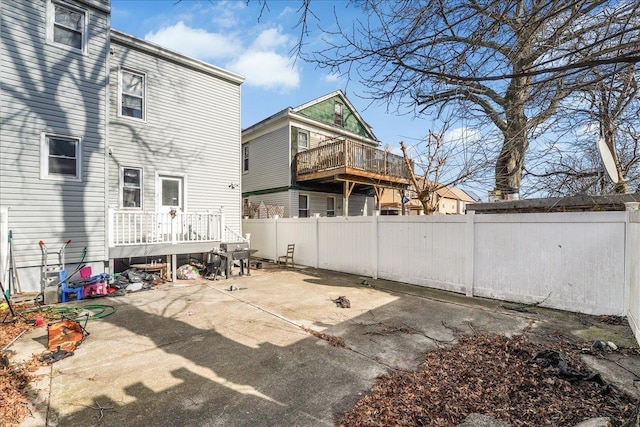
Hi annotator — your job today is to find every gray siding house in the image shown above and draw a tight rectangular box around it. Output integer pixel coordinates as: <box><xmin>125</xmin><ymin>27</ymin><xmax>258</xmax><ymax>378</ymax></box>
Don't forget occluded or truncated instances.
<box><xmin>241</xmin><ymin>91</ymin><xmax>410</xmax><ymax>218</ymax></box>
<box><xmin>0</xmin><ymin>0</ymin><xmax>244</xmax><ymax>294</ymax></box>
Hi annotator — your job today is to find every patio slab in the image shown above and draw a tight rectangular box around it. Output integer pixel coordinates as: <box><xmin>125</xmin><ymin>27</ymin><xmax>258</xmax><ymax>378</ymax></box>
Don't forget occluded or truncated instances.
<box><xmin>10</xmin><ymin>265</ymin><xmax>639</xmax><ymax>427</ymax></box>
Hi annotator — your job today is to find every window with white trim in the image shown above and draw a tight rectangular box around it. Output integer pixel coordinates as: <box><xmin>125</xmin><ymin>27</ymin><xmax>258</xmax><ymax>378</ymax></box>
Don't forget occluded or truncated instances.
<box><xmin>119</xmin><ymin>69</ymin><xmax>146</xmax><ymax>120</ymax></box>
<box><xmin>334</xmin><ymin>102</ymin><xmax>344</xmax><ymax>127</ymax></box>
<box><xmin>298</xmin><ymin>194</ymin><xmax>309</xmax><ymax>218</ymax></box>
<box><xmin>297</xmin><ymin>130</ymin><xmax>309</xmax><ymax>151</ymax></box>
<box><xmin>47</xmin><ymin>1</ymin><xmax>87</xmax><ymax>52</ymax></box>
<box><xmin>122</xmin><ymin>167</ymin><xmax>142</xmax><ymax>208</ymax></box>
<box><xmin>326</xmin><ymin>197</ymin><xmax>335</xmax><ymax>217</ymax></box>
<box><xmin>243</xmin><ymin>145</ymin><xmax>249</xmax><ymax>172</ymax></box>
<box><xmin>41</xmin><ymin>134</ymin><xmax>81</xmax><ymax>181</ymax></box>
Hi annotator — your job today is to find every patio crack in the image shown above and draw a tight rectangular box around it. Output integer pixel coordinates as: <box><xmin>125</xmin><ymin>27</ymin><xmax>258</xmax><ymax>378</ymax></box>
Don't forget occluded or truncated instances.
<box><xmin>204</xmin><ymin>283</ymin><xmax>414</xmax><ymax>373</ymax></box>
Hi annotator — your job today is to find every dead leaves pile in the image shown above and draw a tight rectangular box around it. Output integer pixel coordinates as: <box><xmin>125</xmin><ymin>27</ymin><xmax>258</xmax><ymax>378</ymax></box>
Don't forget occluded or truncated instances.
<box><xmin>340</xmin><ymin>333</ymin><xmax>638</xmax><ymax>426</ymax></box>
<box><xmin>1</xmin><ymin>304</ymin><xmax>54</xmax><ymax>426</ymax></box>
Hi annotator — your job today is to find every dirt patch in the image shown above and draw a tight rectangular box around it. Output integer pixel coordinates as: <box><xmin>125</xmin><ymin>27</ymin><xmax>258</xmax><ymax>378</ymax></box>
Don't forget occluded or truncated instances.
<box><xmin>340</xmin><ymin>333</ymin><xmax>639</xmax><ymax>427</ymax></box>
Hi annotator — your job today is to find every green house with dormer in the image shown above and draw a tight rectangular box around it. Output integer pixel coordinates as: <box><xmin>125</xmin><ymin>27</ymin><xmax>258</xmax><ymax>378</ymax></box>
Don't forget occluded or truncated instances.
<box><xmin>241</xmin><ymin>91</ymin><xmax>410</xmax><ymax>218</ymax></box>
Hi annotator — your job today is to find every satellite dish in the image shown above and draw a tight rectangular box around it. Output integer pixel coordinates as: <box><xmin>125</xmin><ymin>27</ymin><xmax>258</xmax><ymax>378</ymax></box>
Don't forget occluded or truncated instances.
<box><xmin>597</xmin><ymin>137</ymin><xmax>619</xmax><ymax>184</ymax></box>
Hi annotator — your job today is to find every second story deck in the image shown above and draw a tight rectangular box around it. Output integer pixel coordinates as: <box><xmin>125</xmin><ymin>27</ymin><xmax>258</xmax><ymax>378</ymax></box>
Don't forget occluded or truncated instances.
<box><xmin>295</xmin><ymin>140</ymin><xmax>411</xmax><ymax>188</ymax></box>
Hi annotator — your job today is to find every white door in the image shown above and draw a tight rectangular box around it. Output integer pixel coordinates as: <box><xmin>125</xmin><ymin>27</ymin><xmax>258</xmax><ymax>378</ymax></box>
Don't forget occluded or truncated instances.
<box><xmin>156</xmin><ymin>175</ymin><xmax>184</xmax><ymax>241</ymax></box>
<box><xmin>158</xmin><ymin>176</ymin><xmax>183</xmax><ymax>212</ymax></box>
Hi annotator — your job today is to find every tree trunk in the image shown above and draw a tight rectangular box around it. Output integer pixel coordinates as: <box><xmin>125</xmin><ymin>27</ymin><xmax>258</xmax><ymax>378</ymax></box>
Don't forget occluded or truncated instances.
<box><xmin>602</xmin><ymin>118</ymin><xmax>629</xmax><ymax>194</ymax></box>
<box><xmin>495</xmin><ymin>107</ymin><xmax>529</xmax><ymax>194</ymax></box>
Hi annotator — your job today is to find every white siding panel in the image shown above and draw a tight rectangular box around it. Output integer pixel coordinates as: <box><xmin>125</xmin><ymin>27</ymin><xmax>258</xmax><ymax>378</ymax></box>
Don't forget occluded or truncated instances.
<box><xmin>1</xmin><ymin>0</ymin><xmax>109</xmax><ymax>279</ymax></box>
<box><xmin>108</xmin><ymin>37</ymin><xmax>242</xmax><ymax>236</ymax></box>
<box><xmin>243</xmin><ymin>125</ymin><xmax>291</xmax><ymax>193</ymax></box>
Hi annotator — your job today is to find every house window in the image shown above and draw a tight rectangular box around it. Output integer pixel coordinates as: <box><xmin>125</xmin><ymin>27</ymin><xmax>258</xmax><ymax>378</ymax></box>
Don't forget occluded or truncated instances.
<box><xmin>243</xmin><ymin>145</ymin><xmax>249</xmax><ymax>172</ymax></box>
<box><xmin>326</xmin><ymin>197</ymin><xmax>335</xmax><ymax>217</ymax></box>
<box><xmin>334</xmin><ymin>102</ymin><xmax>344</xmax><ymax>127</ymax></box>
<box><xmin>299</xmin><ymin>194</ymin><xmax>309</xmax><ymax>218</ymax></box>
<box><xmin>41</xmin><ymin>134</ymin><xmax>81</xmax><ymax>181</ymax></box>
<box><xmin>298</xmin><ymin>130</ymin><xmax>309</xmax><ymax>151</ymax></box>
<box><xmin>47</xmin><ymin>1</ymin><xmax>87</xmax><ymax>52</ymax></box>
<box><xmin>122</xmin><ymin>167</ymin><xmax>142</xmax><ymax>208</ymax></box>
<box><xmin>120</xmin><ymin>69</ymin><xmax>146</xmax><ymax>120</ymax></box>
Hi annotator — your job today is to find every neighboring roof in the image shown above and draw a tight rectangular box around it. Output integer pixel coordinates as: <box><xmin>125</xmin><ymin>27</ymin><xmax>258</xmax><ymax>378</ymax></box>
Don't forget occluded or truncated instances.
<box><xmin>436</xmin><ymin>186</ymin><xmax>476</xmax><ymax>203</ymax></box>
<box><xmin>110</xmin><ymin>30</ymin><xmax>245</xmax><ymax>86</ymax></box>
<box><xmin>242</xmin><ymin>90</ymin><xmax>380</xmax><ymax>145</ymax></box>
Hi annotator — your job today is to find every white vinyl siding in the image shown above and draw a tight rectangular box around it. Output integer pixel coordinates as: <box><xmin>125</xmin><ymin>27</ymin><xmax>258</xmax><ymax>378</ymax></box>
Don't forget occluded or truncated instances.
<box><xmin>0</xmin><ymin>0</ymin><xmax>109</xmax><ymax>270</ymax></box>
<box><xmin>242</xmin><ymin>125</ymin><xmax>291</xmax><ymax>193</ymax></box>
<box><xmin>108</xmin><ymin>32</ymin><xmax>243</xmax><ymax>234</ymax></box>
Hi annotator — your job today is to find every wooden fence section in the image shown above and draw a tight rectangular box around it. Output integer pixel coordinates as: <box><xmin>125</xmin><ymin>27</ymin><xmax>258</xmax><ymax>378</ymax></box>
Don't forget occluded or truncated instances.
<box><xmin>244</xmin><ymin>209</ymin><xmax>640</xmax><ymax>329</ymax></box>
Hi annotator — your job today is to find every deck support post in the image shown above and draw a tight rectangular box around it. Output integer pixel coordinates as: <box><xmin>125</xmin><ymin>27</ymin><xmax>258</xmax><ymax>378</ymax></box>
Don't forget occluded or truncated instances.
<box><xmin>343</xmin><ymin>181</ymin><xmax>355</xmax><ymax>217</ymax></box>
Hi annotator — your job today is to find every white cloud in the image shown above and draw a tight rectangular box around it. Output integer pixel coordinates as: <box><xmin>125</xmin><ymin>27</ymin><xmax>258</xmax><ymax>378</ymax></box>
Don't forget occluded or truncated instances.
<box><xmin>251</xmin><ymin>27</ymin><xmax>291</xmax><ymax>50</ymax></box>
<box><xmin>443</xmin><ymin>127</ymin><xmax>481</xmax><ymax>145</ymax></box>
<box><xmin>227</xmin><ymin>27</ymin><xmax>300</xmax><ymax>91</ymax></box>
<box><xmin>322</xmin><ymin>72</ymin><xmax>341</xmax><ymax>83</ymax></box>
<box><xmin>227</xmin><ymin>51</ymin><xmax>300</xmax><ymax>91</ymax></box>
<box><xmin>144</xmin><ymin>21</ymin><xmax>241</xmax><ymax>61</ymax></box>
<box><xmin>145</xmin><ymin>22</ymin><xmax>300</xmax><ymax>92</ymax></box>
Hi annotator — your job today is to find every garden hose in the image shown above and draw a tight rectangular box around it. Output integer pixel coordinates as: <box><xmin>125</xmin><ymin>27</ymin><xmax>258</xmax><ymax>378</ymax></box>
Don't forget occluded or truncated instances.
<box><xmin>20</xmin><ymin>303</ymin><xmax>116</xmax><ymax>321</ymax></box>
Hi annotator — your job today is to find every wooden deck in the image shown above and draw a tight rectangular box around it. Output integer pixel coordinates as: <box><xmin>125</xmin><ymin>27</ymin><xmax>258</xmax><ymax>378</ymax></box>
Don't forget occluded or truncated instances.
<box><xmin>295</xmin><ymin>140</ymin><xmax>411</xmax><ymax>188</ymax></box>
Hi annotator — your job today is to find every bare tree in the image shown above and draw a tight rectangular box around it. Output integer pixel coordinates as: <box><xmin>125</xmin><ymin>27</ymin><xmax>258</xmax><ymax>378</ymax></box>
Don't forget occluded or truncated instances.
<box><xmin>523</xmin><ymin>60</ymin><xmax>640</xmax><ymax>196</ymax></box>
<box><xmin>307</xmin><ymin>1</ymin><xmax>640</xmax><ymax>197</ymax></box>
<box><xmin>399</xmin><ymin>122</ymin><xmax>490</xmax><ymax>213</ymax></box>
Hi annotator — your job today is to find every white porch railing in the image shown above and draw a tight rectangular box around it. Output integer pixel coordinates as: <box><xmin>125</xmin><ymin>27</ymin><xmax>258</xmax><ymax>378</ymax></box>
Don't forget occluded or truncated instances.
<box><xmin>109</xmin><ymin>209</ymin><xmax>224</xmax><ymax>246</ymax></box>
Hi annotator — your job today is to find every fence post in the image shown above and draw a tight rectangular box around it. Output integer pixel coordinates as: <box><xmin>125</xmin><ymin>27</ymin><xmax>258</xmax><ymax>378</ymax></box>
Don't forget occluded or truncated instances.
<box><xmin>315</xmin><ymin>215</ymin><xmax>320</xmax><ymax>269</ymax></box>
<box><xmin>0</xmin><ymin>208</ymin><xmax>8</xmax><ymax>288</ymax></box>
<box><xmin>465</xmin><ymin>210</ymin><xmax>475</xmax><ymax>297</ymax></box>
<box><xmin>624</xmin><ymin>202</ymin><xmax>639</xmax><ymax>316</ymax></box>
<box><xmin>108</xmin><ymin>208</ymin><xmax>114</xmax><ymax>247</ymax></box>
<box><xmin>274</xmin><ymin>215</ymin><xmax>279</xmax><ymax>262</ymax></box>
<box><xmin>372</xmin><ymin>213</ymin><xmax>379</xmax><ymax>279</ymax></box>
<box><xmin>219</xmin><ymin>207</ymin><xmax>225</xmax><ymax>242</ymax></box>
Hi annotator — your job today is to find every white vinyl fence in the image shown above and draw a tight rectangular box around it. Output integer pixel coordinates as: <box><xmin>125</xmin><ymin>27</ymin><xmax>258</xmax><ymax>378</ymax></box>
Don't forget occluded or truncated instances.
<box><xmin>244</xmin><ymin>208</ymin><xmax>640</xmax><ymax>334</ymax></box>
<box><xmin>628</xmin><ymin>209</ymin><xmax>640</xmax><ymax>344</ymax></box>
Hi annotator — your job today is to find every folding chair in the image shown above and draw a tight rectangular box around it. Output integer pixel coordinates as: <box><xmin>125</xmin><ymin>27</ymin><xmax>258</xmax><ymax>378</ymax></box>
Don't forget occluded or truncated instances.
<box><xmin>277</xmin><ymin>244</ymin><xmax>295</xmax><ymax>268</ymax></box>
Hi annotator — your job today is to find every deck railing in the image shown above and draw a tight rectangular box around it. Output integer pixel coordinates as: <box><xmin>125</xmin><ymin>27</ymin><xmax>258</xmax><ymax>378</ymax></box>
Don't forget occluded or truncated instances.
<box><xmin>109</xmin><ymin>209</ymin><xmax>224</xmax><ymax>246</ymax></box>
<box><xmin>296</xmin><ymin>139</ymin><xmax>411</xmax><ymax>180</ymax></box>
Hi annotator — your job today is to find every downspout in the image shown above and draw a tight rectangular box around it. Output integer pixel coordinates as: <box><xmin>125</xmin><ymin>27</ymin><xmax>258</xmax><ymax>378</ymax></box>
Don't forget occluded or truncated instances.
<box><xmin>104</xmin><ymin>17</ymin><xmax>112</xmax><ymax>274</ymax></box>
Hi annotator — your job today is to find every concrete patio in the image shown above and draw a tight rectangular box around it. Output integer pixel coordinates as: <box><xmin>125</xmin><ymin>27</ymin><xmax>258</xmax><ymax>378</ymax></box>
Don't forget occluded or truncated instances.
<box><xmin>10</xmin><ymin>265</ymin><xmax>640</xmax><ymax>426</ymax></box>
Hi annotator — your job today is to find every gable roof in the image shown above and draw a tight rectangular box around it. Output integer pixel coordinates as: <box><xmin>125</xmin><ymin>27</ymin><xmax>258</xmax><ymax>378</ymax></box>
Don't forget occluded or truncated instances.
<box><xmin>242</xmin><ymin>90</ymin><xmax>380</xmax><ymax>144</ymax></box>
<box><xmin>293</xmin><ymin>90</ymin><xmax>378</xmax><ymax>141</ymax></box>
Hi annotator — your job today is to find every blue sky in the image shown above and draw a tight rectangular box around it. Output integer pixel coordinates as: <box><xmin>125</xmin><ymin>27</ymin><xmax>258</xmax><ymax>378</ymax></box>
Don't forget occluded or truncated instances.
<box><xmin>110</xmin><ymin>0</ymin><xmax>434</xmax><ymax>153</ymax></box>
